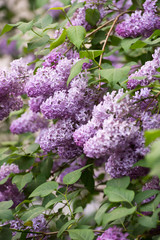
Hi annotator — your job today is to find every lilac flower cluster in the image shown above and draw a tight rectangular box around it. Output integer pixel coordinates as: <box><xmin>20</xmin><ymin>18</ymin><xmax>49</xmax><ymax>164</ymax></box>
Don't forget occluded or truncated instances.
<box><xmin>23</xmin><ymin>49</ymin><xmax>100</xmax><ymax>162</ymax></box>
<box><xmin>4</xmin><ymin>214</ymin><xmax>48</xmax><ymax>238</ymax></box>
<box><xmin>0</xmin><ymin>163</ymin><xmax>24</xmax><ymax>207</ymax></box>
<box><xmin>142</xmin><ymin>177</ymin><xmax>160</xmax><ymax>203</ymax></box>
<box><xmin>127</xmin><ymin>48</ymin><xmax>160</xmax><ymax>89</ymax></box>
<box><xmin>10</xmin><ymin>110</ymin><xmax>48</xmax><ymax>134</ymax></box>
<box><xmin>0</xmin><ymin>37</ymin><xmax>19</xmax><ymax>57</ymax></box>
<box><xmin>73</xmin><ymin>88</ymin><xmax>158</xmax><ymax>178</ymax></box>
<box><xmin>116</xmin><ymin>0</ymin><xmax>160</xmax><ymax>38</ymax></box>
<box><xmin>96</xmin><ymin>226</ymin><xmax>129</xmax><ymax>240</ymax></box>
<box><xmin>0</xmin><ymin>58</ymin><xmax>32</xmax><ymax>120</ymax></box>
<box><xmin>45</xmin><ymin>0</ymin><xmax>64</xmax><ymax>19</ymax></box>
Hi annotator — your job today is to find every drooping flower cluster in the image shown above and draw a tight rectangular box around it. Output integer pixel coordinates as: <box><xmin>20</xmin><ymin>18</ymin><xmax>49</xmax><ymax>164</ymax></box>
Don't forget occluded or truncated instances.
<box><xmin>116</xmin><ymin>0</ymin><xmax>160</xmax><ymax>38</ymax></box>
<box><xmin>14</xmin><ymin>49</ymin><xmax>101</xmax><ymax>163</ymax></box>
<box><xmin>4</xmin><ymin>214</ymin><xmax>48</xmax><ymax>238</ymax></box>
<box><xmin>10</xmin><ymin>110</ymin><xmax>48</xmax><ymax>134</ymax></box>
<box><xmin>127</xmin><ymin>48</ymin><xmax>160</xmax><ymax>89</ymax></box>
<box><xmin>0</xmin><ymin>163</ymin><xmax>24</xmax><ymax>207</ymax></box>
<box><xmin>0</xmin><ymin>58</ymin><xmax>32</xmax><ymax>120</ymax></box>
<box><xmin>73</xmin><ymin>87</ymin><xmax>159</xmax><ymax>178</ymax></box>
<box><xmin>96</xmin><ymin>226</ymin><xmax>129</xmax><ymax>240</ymax></box>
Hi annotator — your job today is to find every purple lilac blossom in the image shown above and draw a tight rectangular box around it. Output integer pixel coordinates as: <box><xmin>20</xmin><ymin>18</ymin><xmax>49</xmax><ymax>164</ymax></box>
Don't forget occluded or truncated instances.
<box><xmin>96</xmin><ymin>226</ymin><xmax>129</xmax><ymax>240</ymax></box>
<box><xmin>45</xmin><ymin>0</ymin><xmax>64</xmax><ymax>18</ymax></box>
<box><xmin>29</xmin><ymin>96</ymin><xmax>47</xmax><ymax>113</ymax></box>
<box><xmin>142</xmin><ymin>177</ymin><xmax>160</xmax><ymax>203</ymax></box>
<box><xmin>73</xmin><ymin>88</ymin><xmax>157</xmax><ymax>178</ymax></box>
<box><xmin>0</xmin><ymin>163</ymin><xmax>24</xmax><ymax>207</ymax></box>
<box><xmin>10</xmin><ymin>110</ymin><xmax>48</xmax><ymax>134</ymax></box>
<box><xmin>0</xmin><ymin>38</ymin><xmax>19</xmax><ymax>57</ymax></box>
<box><xmin>4</xmin><ymin>215</ymin><xmax>48</xmax><ymax>238</ymax></box>
<box><xmin>25</xmin><ymin>57</ymin><xmax>79</xmax><ymax>97</ymax></box>
<box><xmin>116</xmin><ymin>0</ymin><xmax>160</xmax><ymax>38</ymax></box>
<box><xmin>127</xmin><ymin>48</ymin><xmax>160</xmax><ymax>89</ymax></box>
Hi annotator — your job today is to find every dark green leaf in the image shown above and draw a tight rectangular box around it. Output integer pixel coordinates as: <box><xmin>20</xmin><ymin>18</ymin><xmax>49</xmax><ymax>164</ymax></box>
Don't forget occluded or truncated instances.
<box><xmin>121</xmin><ymin>37</ymin><xmax>141</xmax><ymax>52</ymax></box>
<box><xmin>25</xmin><ymin>143</ymin><xmax>39</xmax><ymax>154</ymax></box>
<box><xmin>104</xmin><ymin>186</ymin><xmax>135</xmax><ymax>203</ymax></box>
<box><xmin>85</xmin><ymin>9</ymin><xmax>100</xmax><ymax>26</ymax></box>
<box><xmin>107</xmin><ymin>176</ymin><xmax>130</xmax><ymax>189</ymax></box>
<box><xmin>67</xmin><ymin>58</ymin><xmax>89</xmax><ymax>86</ymax></box>
<box><xmin>0</xmin><ymin>227</ymin><xmax>12</xmax><ymax>240</ymax></box>
<box><xmin>79</xmin><ymin>50</ymin><xmax>103</xmax><ymax>59</ymax></box>
<box><xmin>63</xmin><ymin>164</ymin><xmax>92</xmax><ymax>185</ymax></box>
<box><xmin>135</xmin><ymin>190</ymin><xmax>159</xmax><ymax>204</ymax></box>
<box><xmin>68</xmin><ymin>229</ymin><xmax>94</xmax><ymax>240</ymax></box>
<box><xmin>0</xmin><ymin>209</ymin><xmax>13</xmax><ymax>220</ymax></box>
<box><xmin>95</xmin><ymin>203</ymin><xmax>111</xmax><ymax>225</ymax></box>
<box><xmin>66</xmin><ymin>26</ymin><xmax>86</xmax><ymax>49</ymax></box>
<box><xmin>29</xmin><ymin>181</ymin><xmax>58</xmax><ymax>198</ymax></box>
<box><xmin>130</xmin><ymin>40</ymin><xmax>147</xmax><ymax>49</ymax></box>
<box><xmin>50</xmin><ymin>29</ymin><xmax>66</xmax><ymax>50</ymax></box>
<box><xmin>12</xmin><ymin>172</ymin><xmax>33</xmax><ymax>191</ymax></box>
<box><xmin>57</xmin><ymin>220</ymin><xmax>76</xmax><ymax>237</ymax></box>
<box><xmin>102</xmin><ymin>207</ymin><xmax>136</xmax><ymax>226</ymax></box>
<box><xmin>21</xmin><ymin>206</ymin><xmax>45</xmax><ymax>222</ymax></box>
<box><xmin>99</xmin><ymin>66</ymin><xmax>130</xmax><ymax>86</ymax></box>
<box><xmin>14</xmin><ymin>156</ymin><xmax>34</xmax><ymax>170</ymax></box>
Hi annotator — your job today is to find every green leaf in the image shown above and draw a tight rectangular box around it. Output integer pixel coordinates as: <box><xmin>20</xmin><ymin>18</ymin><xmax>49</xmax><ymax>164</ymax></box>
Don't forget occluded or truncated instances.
<box><xmin>85</xmin><ymin>8</ymin><xmax>100</xmax><ymax>26</ymax></box>
<box><xmin>14</xmin><ymin>156</ymin><xmax>34</xmax><ymax>170</ymax></box>
<box><xmin>12</xmin><ymin>172</ymin><xmax>33</xmax><ymax>191</ymax></box>
<box><xmin>102</xmin><ymin>206</ymin><xmax>136</xmax><ymax>226</ymax></box>
<box><xmin>29</xmin><ymin>181</ymin><xmax>58</xmax><ymax>198</ymax></box>
<box><xmin>28</xmin><ymin>35</ymin><xmax>50</xmax><ymax>51</ymax></box>
<box><xmin>0</xmin><ymin>208</ymin><xmax>13</xmax><ymax>220</ymax></box>
<box><xmin>50</xmin><ymin>29</ymin><xmax>66</xmax><ymax>50</ymax></box>
<box><xmin>99</xmin><ymin>66</ymin><xmax>130</xmax><ymax>86</ymax></box>
<box><xmin>0</xmin><ymin>23</ymin><xmax>21</xmax><ymax>36</ymax></box>
<box><xmin>0</xmin><ymin>227</ymin><xmax>12</xmax><ymax>240</ymax></box>
<box><xmin>63</xmin><ymin>164</ymin><xmax>92</xmax><ymax>185</ymax></box>
<box><xmin>34</xmin><ymin>14</ymin><xmax>53</xmax><ymax>29</ymax></box>
<box><xmin>57</xmin><ymin>220</ymin><xmax>76</xmax><ymax>237</ymax></box>
<box><xmin>135</xmin><ymin>190</ymin><xmax>159</xmax><ymax>204</ymax></box>
<box><xmin>95</xmin><ymin>203</ymin><xmax>111</xmax><ymax>225</ymax></box>
<box><xmin>18</xmin><ymin>20</ymin><xmax>34</xmax><ymax>34</ymax></box>
<box><xmin>107</xmin><ymin>176</ymin><xmax>130</xmax><ymax>189</ymax></box>
<box><xmin>121</xmin><ymin>37</ymin><xmax>141</xmax><ymax>52</ymax></box>
<box><xmin>68</xmin><ymin>229</ymin><xmax>94</xmax><ymax>240</ymax></box>
<box><xmin>104</xmin><ymin>186</ymin><xmax>135</xmax><ymax>203</ymax></box>
<box><xmin>66</xmin><ymin>26</ymin><xmax>86</xmax><ymax>49</ymax></box>
<box><xmin>67</xmin><ymin>58</ymin><xmax>89</xmax><ymax>86</ymax></box>
<box><xmin>79</xmin><ymin>50</ymin><xmax>103</xmax><ymax>60</ymax></box>
<box><xmin>0</xmin><ymin>200</ymin><xmax>13</xmax><ymax>209</ymax></box>
<box><xmin>74</xmin><ymin>206</ymin><xmax>83</xmax><ymax>214</ymax></box>
<box><xmin>0</xmin><ymin>175</ymin><xmax>9</xmax><ymax>185</ymax></box>
<box><xmin>138</xmin><ymin>209</ymin><xmax>160</xmax><ymax>228</ymax></box>
<box><xmin>81</xmin><ymin>167</ymin><xmax>94</xmax><ymax>193</ymax></box>
<box><xmin>21</xmin><ymin>206</ymin><xmax>45</xmax><ymax>222</ymax></box>
<box><xmin>144</xmin><ymin>129</ymin><xmax>160</xmax><ymax>146</ymax></box>
<box><xmin>45</xmin><ymin>195</ymin><xmax>65</xmax><ymax>208</ymax></box>
<box><xmin>140</xmin><ymin>194</ymin><xmax>160</xmax><ymax>212</ymax></box>
<box><xmin>130</xmin><ymin>40</ymin><xmax>147</xmax><ymax>49</ymax></box>
<box><xmin>25</xmin><ymin>143</ymin><xmax>39</xmax><ymax>154</ymax></box>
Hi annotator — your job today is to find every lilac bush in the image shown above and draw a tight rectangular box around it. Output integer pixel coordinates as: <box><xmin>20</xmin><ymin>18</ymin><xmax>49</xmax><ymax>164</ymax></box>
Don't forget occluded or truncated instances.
<box><xmin>0</xmin><ymin>0</ymin><xmax>160</xmax><ymax>239</ymax></box>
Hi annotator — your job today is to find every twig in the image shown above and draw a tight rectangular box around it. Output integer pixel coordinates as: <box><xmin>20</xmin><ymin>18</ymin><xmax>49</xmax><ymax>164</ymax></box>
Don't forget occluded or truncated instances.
<box><xmin>98</xmin><ymin>11</ymin><xmax>131</xmax><ymax>89</ymax></box>
<box><xmin>86</xmin><ymin>10</ymin><xmax>132</xmax><ymax>38</ymax></box>
<box><xmin>57</xmin><ymin>181</ymin><xmax>105</xmax><ymax>192</ymax></box>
